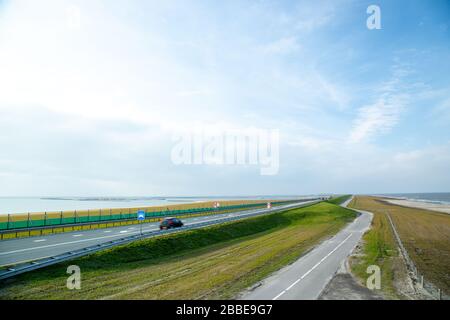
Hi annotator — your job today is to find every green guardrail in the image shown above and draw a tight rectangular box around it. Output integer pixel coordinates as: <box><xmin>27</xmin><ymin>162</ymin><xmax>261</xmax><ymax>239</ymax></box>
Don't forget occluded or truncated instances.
<box><xmin>0</xmin><ymin>200</ymin><xmax>299</xmax><ymax>231</ymax></box>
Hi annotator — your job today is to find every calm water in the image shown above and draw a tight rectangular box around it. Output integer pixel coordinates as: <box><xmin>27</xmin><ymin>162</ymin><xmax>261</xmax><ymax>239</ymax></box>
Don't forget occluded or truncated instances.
<box><xmin>377</xmin><ymin>192</ymin><xmax>450</xmax><ymax>204</ymax></box>
<box><xmin>0</xmin><ymin>195</ymin><xmax>314</xmax><ymax>215</ymax></box>
<box><xmin>0</xmin><ymin>197</ymin><xmax>196</xmax><ymax>215</ymax></box>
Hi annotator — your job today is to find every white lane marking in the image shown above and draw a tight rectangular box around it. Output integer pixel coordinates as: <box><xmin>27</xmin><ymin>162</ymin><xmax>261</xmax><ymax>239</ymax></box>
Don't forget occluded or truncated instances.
<box><xmin>73</xmin><ymin>234</ymin><xmax>83</xmax><ymax>237</ymax></box>
<box><xmin>0</xmin><ymin>217</ymin><xmax>240</xmax><ymax>256</ymax></box>
<box><xmin>128</xmin><ymin>227</ymin><xmax>136</xmax><ymax>230</ymax></box>
<box><xmin>273</xmin><ymin>290</ymin><xmax>286</xmax><ymax>300</ymax></box>
<box><xmin>0</xmin><ymin>202</ymin><xmax>313</xmax><ymax>257</ymax></box>
<box><xmin>104</xmin><ymin>230</ymin><xmax>112</xmax><ymax>233</ymax></box>
<box><xmin>1</xmin><ymin>218</ymin><xmax>231</xmax><ymax>257</ymax></box>
<box><xmin>0</xmin><ymin>229</ymin><xmax>156</xmax><ymax>255</ymax></box>
<box><xmin>33</xmin><ymin>239</ymin><xmax>46</xmax><ymax>243</ymax></box>
<box><xmin>272</xmin><ymin>233</ymin><xmax>353</xmax><ymax>300</ymax></box>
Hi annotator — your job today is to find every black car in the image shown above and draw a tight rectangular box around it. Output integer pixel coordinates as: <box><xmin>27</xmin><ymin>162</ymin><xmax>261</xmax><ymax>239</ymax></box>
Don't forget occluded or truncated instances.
<box><xmin>159</xmin><ymin>217</ymin><xmax>184</xmax><ymax>230</ymax></box>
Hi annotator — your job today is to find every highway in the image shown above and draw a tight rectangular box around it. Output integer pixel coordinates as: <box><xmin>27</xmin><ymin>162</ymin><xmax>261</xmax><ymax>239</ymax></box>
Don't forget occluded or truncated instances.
<box><xmin>241</xmin><ymin>197</ymin><xmax>373</xmax><ymax>300</ymax></box>
<box><xmin>0</xmin><ymin>200</ymin><xmax>317</xmax><ymax>267</ymax></box>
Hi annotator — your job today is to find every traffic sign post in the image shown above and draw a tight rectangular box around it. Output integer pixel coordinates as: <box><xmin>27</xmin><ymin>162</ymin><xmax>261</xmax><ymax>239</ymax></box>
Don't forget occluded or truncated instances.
<box><xmin>137</xmin><ymin>210</ymin><xmax>145</xmax><ymax>236</ymax></box>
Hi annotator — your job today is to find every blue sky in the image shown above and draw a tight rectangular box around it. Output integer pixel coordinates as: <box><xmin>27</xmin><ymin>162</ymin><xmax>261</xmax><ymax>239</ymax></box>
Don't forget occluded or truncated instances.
<box><xmin>0</xmin><ymin>0</ymin><xmax>449</xmax><ymax>196</ymax></box>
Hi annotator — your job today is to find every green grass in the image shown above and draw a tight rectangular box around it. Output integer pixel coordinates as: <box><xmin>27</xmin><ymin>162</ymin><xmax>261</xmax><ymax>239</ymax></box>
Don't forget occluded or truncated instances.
<box><xmin>327</xmin><ymin>195</ymin><xmax>351</xmax><ymax>205</ymax></box>
<box><xmin>349</xmin><ymin>196</ymin><xmax>406</xmax><ymax>299</ymax></box>
<box><xmin>349</xmin><ymin>211</ymin><xmax>399</xmax><ymax>298</ymax></box>
<box><xmin>0</xmin><ymin>202</ymin><xmax>357</xmax><ymax>300</ymax></box>
<box><xmin>349</xmin><ymin>196</ymin><xmax>450</xmax><ymax>299</ymax></box>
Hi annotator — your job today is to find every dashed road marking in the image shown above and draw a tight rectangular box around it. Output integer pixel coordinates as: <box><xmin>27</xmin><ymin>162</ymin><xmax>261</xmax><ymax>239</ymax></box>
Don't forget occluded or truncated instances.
<box><xmin>272</xmin><ymin>233</ymin><xmax>353</xmax><ymax>300</ymax></box>
<box><xmin>0</xmin><ymin>202</ymin><xmax>315</xmax><ymax>258</ymax></box>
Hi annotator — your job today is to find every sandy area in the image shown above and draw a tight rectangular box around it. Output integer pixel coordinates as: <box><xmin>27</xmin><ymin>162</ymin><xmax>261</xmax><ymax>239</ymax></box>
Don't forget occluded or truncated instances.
<box><xmin>383</xmin><ymin>199</ymin><xmax>450</xmax><ymax>214</ymax></box>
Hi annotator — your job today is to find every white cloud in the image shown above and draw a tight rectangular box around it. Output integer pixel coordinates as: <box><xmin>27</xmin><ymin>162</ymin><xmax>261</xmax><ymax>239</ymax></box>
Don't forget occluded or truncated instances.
<box><xmin>432</xmin><ymin>97</ymin><xmax>450</xmax><ymax>123</ymax></box>
<box><xmin>349</xmin><ymin>64</ymin><xmax>411</xmax><ymax>144</ymax></box>
<box><xmin>293</xmin><ymin>0</ymin><xmax>336</xmax><ymax>32</ymax></box>
<box><xmin>261</xmin><ymin>37</ymin><xmax>301</xmax><ymax>55</ymax></box>
<box><xmin>316</xmin><ymin>74</ymin><xmax>350</xmax><ymax>110</ymax></box>
<box><xmin>349</xmin><ymin>97</ymin><xmax>405</xmax><ymax>143</ymax></box>
<box><xmin>0</xmin><ymin>0</ymin><xmax>448</xmax><ymax>196</ymax></box>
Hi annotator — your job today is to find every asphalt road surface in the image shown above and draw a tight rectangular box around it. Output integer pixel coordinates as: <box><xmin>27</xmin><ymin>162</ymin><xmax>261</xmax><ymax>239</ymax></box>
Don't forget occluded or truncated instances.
<box><xmin>241</xmin><ymin>198</ymin><xmax>373</xmax><ymax>300</ymax></box>
<box><xmin>0</xmin><ymin>201</ymin><xmax>316</xmax><ymax>267</ymax></box>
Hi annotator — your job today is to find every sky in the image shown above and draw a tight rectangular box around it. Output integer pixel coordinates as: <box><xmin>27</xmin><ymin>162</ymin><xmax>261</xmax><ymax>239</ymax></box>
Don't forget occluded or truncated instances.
<box><xmin>0</xmin><ymin>0</ymin><xmax>449</xmax><ymax>196</ymax></box>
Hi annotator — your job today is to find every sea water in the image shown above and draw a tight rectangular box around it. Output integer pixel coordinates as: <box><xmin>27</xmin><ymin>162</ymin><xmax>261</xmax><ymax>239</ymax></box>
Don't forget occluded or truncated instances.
<box><xmin>378</xmin><ymin>192</ymin><xmax>450</xmax><ymax>205</ymax></box>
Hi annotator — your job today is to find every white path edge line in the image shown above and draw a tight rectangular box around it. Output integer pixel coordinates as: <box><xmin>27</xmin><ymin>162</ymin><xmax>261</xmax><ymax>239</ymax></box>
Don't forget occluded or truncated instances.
<box><xmin>272</xmin><ymin>232</ymin><xmax>354</xmax><ymax>300</ymax></box>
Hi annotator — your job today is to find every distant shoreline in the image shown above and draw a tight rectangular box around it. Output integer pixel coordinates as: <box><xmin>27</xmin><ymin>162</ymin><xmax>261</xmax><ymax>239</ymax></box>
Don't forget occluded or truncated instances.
<box><xmin>375</xmin><ymin>192</ymin><xmax>450</xmax><ymax>205</ymax></box>
<box><xmin>381</xmin><ymin>198</ymin><xmax>450</xmax><ymax>214</ymax></box>
<box><xmin>0</xmin><ymin>195</ymin><xmax>320</xmax><ymax>215</ymax></box>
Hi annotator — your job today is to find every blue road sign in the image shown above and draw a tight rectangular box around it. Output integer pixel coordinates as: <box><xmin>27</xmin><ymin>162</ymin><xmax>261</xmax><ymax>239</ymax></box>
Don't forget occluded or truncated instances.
<box><xmin>137</xmin><ymin>210</ymin><xmax>145</xmax><ymax>221</ymax></box>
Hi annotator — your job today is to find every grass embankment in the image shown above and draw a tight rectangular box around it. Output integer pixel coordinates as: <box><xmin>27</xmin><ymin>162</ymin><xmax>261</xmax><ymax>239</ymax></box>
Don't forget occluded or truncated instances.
<box><xmin>349</xmin><ymin>196</ymin><xmax>450</xmax><ymax>298</ymax></box>
<box><xmin>327</xmin><ymin>195</ymin><xmax>351</xmax><ymax>205</ymax></box>
<box><xmin>0</xmin><ymin>202</ymin><xmax>356</xmax><ymax>300</ymax></box>
<box><xmin>348</xmin><ymin>196</ymin><xmax>401</xmax><ymax>298</ymax></box>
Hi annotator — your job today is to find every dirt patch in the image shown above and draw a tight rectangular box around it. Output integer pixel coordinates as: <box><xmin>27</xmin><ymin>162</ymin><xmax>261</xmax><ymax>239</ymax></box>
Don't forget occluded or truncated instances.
<box><xmin>319</xmin><ymin>272</ymin><xmax>383</xmax><ymax>300</ymax></box>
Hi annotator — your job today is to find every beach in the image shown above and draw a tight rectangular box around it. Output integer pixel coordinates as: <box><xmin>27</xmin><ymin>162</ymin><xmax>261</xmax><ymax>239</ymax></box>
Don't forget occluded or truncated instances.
<box><xmin>383</xmin><ymin>198</ymin><xmax>450</xmax><ymax>214</ymax></box>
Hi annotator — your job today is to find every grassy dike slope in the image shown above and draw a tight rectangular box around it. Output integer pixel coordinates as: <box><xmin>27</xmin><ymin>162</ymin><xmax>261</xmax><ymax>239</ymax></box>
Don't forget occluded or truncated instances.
<box><xmin>348</xmin><ymin>196</ymin><xmax>403</xmax><ymax>299</ymax></box>
<box><xmin>0</xmin><ymin>202</ymin><xmax>356</xmax><ymax>300</ymax></box>
<box><xmin>349</xmin><ymin>196</ymin><xmax>450</xmax><ymax>298</ymax></box>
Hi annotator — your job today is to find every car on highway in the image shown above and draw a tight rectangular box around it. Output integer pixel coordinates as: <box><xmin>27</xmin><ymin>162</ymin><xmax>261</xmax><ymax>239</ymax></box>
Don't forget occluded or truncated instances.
<box><xmin>159</xmin><ymin>217</ymin><xmax>184</xmax><ymax>230</ymax></box>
